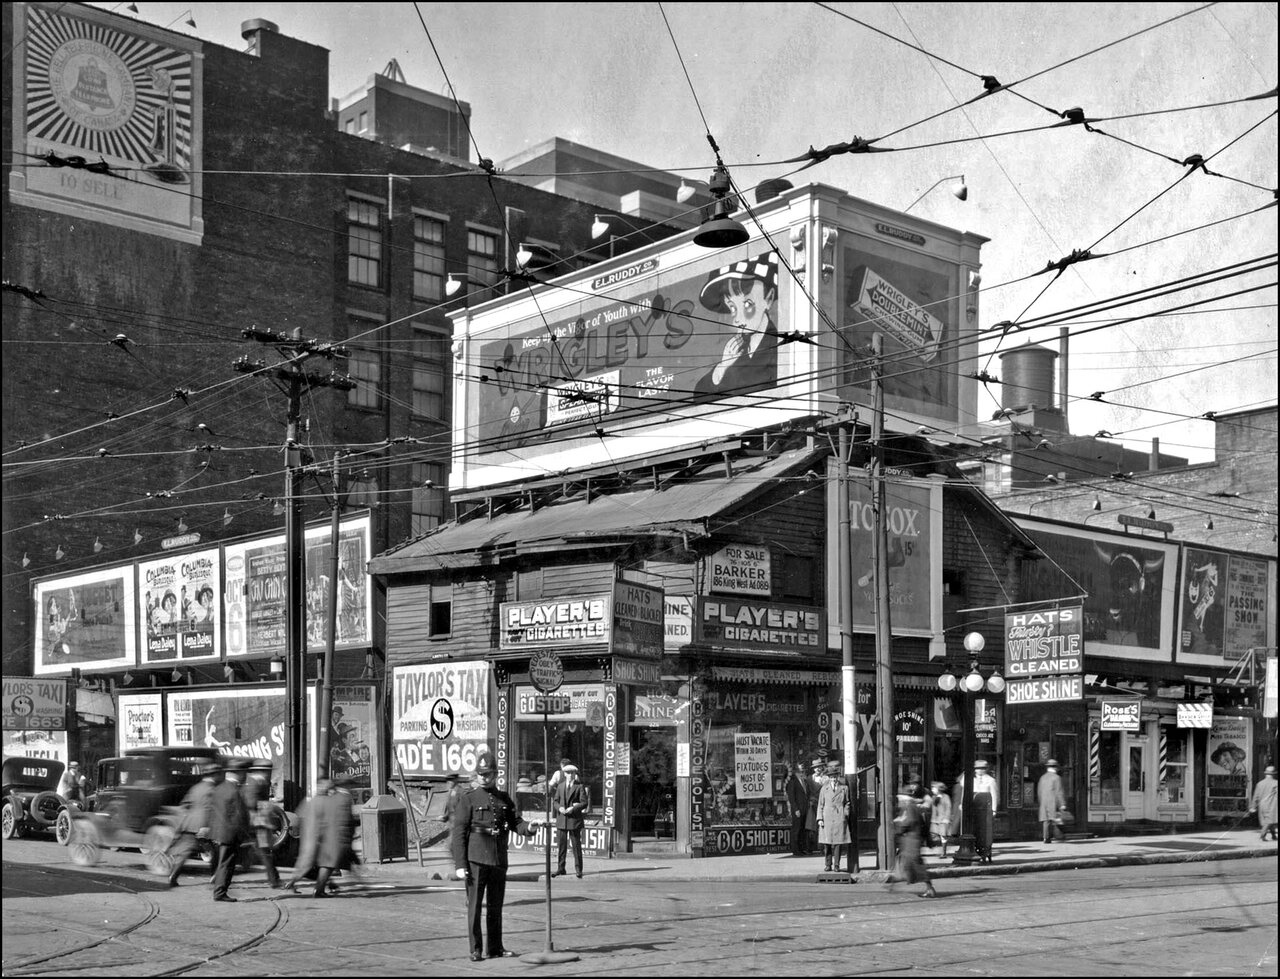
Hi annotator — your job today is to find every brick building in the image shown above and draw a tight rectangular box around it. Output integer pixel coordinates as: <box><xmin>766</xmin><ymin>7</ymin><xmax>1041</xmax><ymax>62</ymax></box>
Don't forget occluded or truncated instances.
<box><xmin>2</xmin><ymin>2</ymin><xmax>678</xmax><ymax>688</ymax></box>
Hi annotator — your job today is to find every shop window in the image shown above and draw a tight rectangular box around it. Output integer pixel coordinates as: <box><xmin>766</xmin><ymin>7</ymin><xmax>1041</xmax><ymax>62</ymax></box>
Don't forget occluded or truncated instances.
<box><xmin>1092</xmin><ymin>728</ymin><xmax>1122</xmax><ymax>806</ymax></box>
<box><xmin>1158</xmin><ymin>725</ymin><xmax>1188</xmax><ymax>805</ymax></box>
<box><xmin>514</xmin><ymin>720</ymin><xmax>602</xmax><ymax>820</ymax></box>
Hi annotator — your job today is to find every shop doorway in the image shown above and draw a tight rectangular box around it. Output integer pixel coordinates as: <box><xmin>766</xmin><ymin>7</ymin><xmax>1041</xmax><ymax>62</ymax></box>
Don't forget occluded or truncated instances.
<box><xmin>629</xmin><ymin>728</ymin><xmax>676</xmax><ymax>842</ymax></box>
<box><xmin>1123</xmin><ymin>731</ymin><xmax>1152</xmax><ymax>819</ymax></box>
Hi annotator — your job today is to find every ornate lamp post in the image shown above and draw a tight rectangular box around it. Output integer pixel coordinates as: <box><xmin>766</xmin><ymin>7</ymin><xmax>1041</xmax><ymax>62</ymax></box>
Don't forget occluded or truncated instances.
<box><xmin>938</xmin><ymin>631</ymin><xmax>1005</xmax><ymax>864</ymax></box>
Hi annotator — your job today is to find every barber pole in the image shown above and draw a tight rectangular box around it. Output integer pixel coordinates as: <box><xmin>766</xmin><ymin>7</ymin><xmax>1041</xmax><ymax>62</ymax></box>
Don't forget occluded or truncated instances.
<box><xmin>1089</xmin><ymin>722</ymin><xmax>1100</xmax><ymax>781</ymax></box>
<box><xmin>1158</xmin><ymin>727</ymin><xmax>1168</xmax><ymax>786</ymax></box>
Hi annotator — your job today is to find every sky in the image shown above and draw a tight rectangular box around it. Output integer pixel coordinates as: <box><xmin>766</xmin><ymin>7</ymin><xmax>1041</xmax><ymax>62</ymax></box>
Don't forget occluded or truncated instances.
<box><xmin>89</xmin><ymin>1</ymin><xmax>1278</xmax><ymax>464</ymax></box>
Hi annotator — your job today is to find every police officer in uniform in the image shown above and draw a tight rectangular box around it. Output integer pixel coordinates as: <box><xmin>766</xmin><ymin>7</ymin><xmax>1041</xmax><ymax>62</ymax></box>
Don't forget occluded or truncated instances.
<box><xmin>450</xmin><ymin>755</ymin><xmax>536</xmax><ymax>961</ymax></box>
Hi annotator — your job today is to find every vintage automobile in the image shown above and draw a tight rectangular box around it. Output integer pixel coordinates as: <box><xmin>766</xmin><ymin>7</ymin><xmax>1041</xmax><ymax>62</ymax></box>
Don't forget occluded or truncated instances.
<box><xmin>2</xmin><ymin>757</ymin><xmax>70</xmax><ymax>840</ymax></box>
<box><xmin>67</xmin><ymin>746</ymin><xmax>224</xmax><ymax>872</ymax></box>
<box><xmin>67</xmin><ymin>748</ymin><xmax>294</xmax><ymax>873</ymax></box>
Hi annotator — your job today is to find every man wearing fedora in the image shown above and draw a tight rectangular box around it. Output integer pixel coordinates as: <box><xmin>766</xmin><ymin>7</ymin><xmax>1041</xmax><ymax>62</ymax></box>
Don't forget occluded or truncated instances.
<box><xmin>694</xmin><ymin>252</ymin><xmax>779</xmax><ymax>399</ymax></box>
<box><xmin>208</xmin><ymin>757</ymin><xmax>250</xmax><ymax>902</ymax></box>
<box><xmin>165</xmin><ymin>761</ymin><xmax>221</xmax><ymax>887</ymax></box>
<box><xmin>1038</xmin><ymin>759</ymin><xmax>1068</xmax><ymax>844</ymax></box>
<box><xmin>1249</xmin><ymin>765</ymin><xmax>1277</xmax><ymax>842</ymax></box>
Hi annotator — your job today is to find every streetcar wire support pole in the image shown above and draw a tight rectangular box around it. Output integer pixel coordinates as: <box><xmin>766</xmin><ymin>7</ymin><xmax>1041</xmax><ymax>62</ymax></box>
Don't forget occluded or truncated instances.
<box><xmin>871</xmin><ymin>332</ymin><xmax>897</xmax><ymax>870</ymax></box>
<box><xmin>319</xmin><ymin>452</ymin><xmax>342</xmax><ymax>782</ymax></box>
<box><xmin>835</xmin><ymin>406</ymin><xmax>861</xmax><ymax>874</ymax></box>
<box><xmin>234</xmin><ymin>327</ymin><xmax>354</xmax><ymax>810</ymax></box>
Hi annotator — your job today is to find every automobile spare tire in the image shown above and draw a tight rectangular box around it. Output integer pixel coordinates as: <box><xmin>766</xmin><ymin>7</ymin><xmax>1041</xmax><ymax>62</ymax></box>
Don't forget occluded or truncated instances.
<box><xmin>29</xmin><ymin>791</ymin><xmax>64</xmax><ymax>827</ymax></box>
<box><xmin>55</xmin><ymin>808</ymin><xmax>74</xmax><ymax>845</ymax></box>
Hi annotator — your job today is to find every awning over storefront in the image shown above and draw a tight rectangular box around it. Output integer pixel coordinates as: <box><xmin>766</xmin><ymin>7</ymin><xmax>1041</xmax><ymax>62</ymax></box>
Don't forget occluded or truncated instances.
<box><xmin>370</xmin><ymin>447</ymin><xmax>824</xmax><ymax>574</ymax></box>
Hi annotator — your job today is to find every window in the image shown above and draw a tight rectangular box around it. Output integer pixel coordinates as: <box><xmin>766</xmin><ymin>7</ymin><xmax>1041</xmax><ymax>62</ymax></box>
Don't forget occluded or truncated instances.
<box><xmin>347</xmin><ymin>198</ymin><xmax>383</xmax><ymax>287</ymax></box>
<box><xmin>426</xmin><ymin>581</ymin><xmax>452</xmax><ymax>637</ymax></box>
<box><xmin>467</xmin><ymin>229</ymin><xmax>498</xmax><ymax>288</ymax></box>
<box><xmin>346</xmin><ymin>346</ymin><xmax>382</xmax><ymax>409</ymax></box>
<box><xmin>1159</xmin><ymin>724</ymin><xmax>1189</xmax><ymax>805</ymax></box>
<box><xmin>344</xmin><ymin>118</ymin><xmax>355</xmax><ymax>134</ymax></box>
<box><xmin>411</xmin><ymin>461</ymin><xmax>447</xmax><ymax>535</ymax></box>
<box><xmin>358</xmin><ymin>110</ymin><xmax>368</xmax><ymax>133</ymax></box>
<box><xmin>413</xmin><ymin>216</ymin><xmax>446</xmax><ymax>300</ymax></box>
<box><xmin>1092</xmin><ymin>728</ymin><xmax>1122</xmax><ymax>806</ymax></box>
<box><xmin>411</xmin><ymin>326</ymin><xmax>448</xmax><ymax>420</ymax></box>
<box><xmin>345</xmin><ymin>472</ymin><xmax>379</xmax><ymax>509</ymax></box>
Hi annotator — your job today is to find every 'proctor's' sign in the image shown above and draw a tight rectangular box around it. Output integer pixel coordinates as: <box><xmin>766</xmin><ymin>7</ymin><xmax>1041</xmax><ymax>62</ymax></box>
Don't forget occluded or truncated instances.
<box><xmin>694</xmin><ymin>598</ymin><xmax>825</xmax><ymax>655</ymax></box>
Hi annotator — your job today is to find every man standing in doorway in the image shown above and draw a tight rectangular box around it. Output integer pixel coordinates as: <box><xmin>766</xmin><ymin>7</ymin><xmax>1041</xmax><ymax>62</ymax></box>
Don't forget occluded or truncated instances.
<box><xmin>783</xmin><ymin>763</ymin><xmax>809</xmax><ymax>855</ymax></box>
<box><xmin>552</xmin><ymin>763</ymin><xmax>589</xmax><ymax>878</ymax></box>
<box><xmin>1038</xmin><ymin>759</ymin><xmax>1068</xmax><ymax>844</ymax></box>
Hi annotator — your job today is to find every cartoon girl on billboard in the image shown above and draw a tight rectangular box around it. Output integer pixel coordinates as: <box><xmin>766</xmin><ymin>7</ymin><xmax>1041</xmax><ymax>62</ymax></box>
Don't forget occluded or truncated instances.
<box><xmin>694</xmin><ymin>252</ymin><xmax>779</xmax><ymax>399</ymax></box>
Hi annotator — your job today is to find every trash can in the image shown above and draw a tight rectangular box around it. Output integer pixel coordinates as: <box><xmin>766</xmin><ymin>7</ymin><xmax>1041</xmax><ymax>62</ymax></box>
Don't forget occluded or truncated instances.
<box><xmin>360</xmin><ymin>794</ymin><xmax>408</xmax><ymax>863</ymax></box>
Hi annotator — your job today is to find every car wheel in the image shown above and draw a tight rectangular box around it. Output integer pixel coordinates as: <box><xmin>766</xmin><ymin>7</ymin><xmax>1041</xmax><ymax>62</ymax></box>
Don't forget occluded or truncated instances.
<box><xmin>143</xmin><ymin>824</ymin><xmax>175</xmax><ymax>876</ymax></box>
<box><xmin>30</xmin><ymin>791</ymin><xmax>63</xmax><ymax>828</ymax></box>
<box><xmin>68</xmin><ymin>820</ymin><xmax>101</xmax><ymax>866</ymax></box>
<box><xmin>1</xmin><ymin>801</ymin><xmax>20</xmax><ymax>840</ymax></box>
<box><xmin>55</xmin><ymin>808</ymin><xmax>73</xmax><ymax>845</ymax></box>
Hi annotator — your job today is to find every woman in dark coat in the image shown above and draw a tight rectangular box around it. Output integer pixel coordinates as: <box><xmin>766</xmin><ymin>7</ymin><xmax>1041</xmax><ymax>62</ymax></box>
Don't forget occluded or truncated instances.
<box><xmin>888</xmin><ymin>784</ymin><xmax>936</xmax><ymax>899</ymax></box>
<box><xmin>311</xmin><ymin>781</ymin><xmax>357</xmax><ymax>898</ymax></box>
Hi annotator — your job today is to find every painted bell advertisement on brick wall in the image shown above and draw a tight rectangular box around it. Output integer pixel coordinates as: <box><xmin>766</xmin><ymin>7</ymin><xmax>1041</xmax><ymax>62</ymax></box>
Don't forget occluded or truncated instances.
<box><xmin>223</xmin><ymin>515</ymin><xmax>372</xmax><ymax>659</ymax></box>
<box><xmin>392</xmin><ymin>661</ymin><xmax>491</xmax><ymax>777</ymax></box>
<box><xmin>473</xmin><ymin>251</ymin><xmax>787</xmax><ymax>452</ymax></box>
<box><xmin>1015</xmin><ymin>520</ymin><xmax>1177</xmax><ymax>661</ymax></box>
<box><xmin>138</xmin><ymin>548</ymin><xmax>220</xmax><ymax>664</ymax></box>
<box><xmin>33</xmin><ymin>565</ymin><xmax>136</xmax><ymax>676</ymax></box>
<box><xmin>10</xmin><ymin>2</ymin><xmax>204</xmax><ymax>244</ymax></box>
<box><xmin>837</xmin><ymin>238</ymin><xmax>960</xmax><ymax>423</ymax></box>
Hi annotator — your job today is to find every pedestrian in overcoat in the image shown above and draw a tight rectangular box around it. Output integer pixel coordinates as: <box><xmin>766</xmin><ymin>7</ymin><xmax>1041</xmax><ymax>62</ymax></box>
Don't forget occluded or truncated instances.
<box><xmin>208</xmin><ymin>758</ymin><xmax>250</xmax><ymax>902</ymax></box>
<box><xmin>1249</xmin><ymin>765</ymin><xmax>1278</xmax><ymax>841</ymax></box>
<box><xmin>311</xmin><ymin>780</ymin><xmax>357</xmax><ymax>897</ymax></box>
<box><xmin>805</xmin><ymin>758</ymin><xmax>824</xmax><ymax>853</ymax></box>
<box><xmin>1037</xmin><ymin>759</ymin><xmax>1068</xmax><ymax>844</ymax></box>
<box><xmin>888</xmin><ymin>785</ymin><xmax>936</xmax><ymax>898</ymax></box>
<box><xmin>816</xmin><ymin>761</ymin><xmax>851</xmax><ymax>873</ymax></box>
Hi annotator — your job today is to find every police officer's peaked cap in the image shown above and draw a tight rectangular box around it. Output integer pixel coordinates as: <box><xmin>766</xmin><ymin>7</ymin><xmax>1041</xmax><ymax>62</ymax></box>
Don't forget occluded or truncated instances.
<box><xmin>476</xmin><ymin>755</ymin><xmax>496</xmax><ymax>775</ymax></box>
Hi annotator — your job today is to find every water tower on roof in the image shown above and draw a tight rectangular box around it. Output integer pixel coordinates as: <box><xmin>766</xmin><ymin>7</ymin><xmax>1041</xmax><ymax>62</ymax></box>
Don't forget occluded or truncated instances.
<box><xmin>997</xmin><ymin>343</ymin><xmax>1067</xmax><ymax>432</ymax></box>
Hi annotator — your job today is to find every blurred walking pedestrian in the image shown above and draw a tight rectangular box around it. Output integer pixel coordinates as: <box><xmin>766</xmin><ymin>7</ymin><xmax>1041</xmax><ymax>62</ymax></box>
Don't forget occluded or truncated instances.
<box><xmin>927</xmin><ymin>780</ymin><xmax>951</xmax><ymax>856</ymax></box>
<box><xmin>166</xmin><ymin>762</ymin><xmax>221</xmax><ymax>887</ymax></box>
<box><xmin>241</xmin><ymin>764</ymin><xmax>281</xmax><ymax>887</ymax></box>
<box><xmin>1038</xmin><ymin>759</ymin><xmax>1068</xmax><ymax>845</ymax></box>
<box><xmin>311</xmin><ymin>779</ymin><xmax>357</xmax><ymax>898</ymax></box>
<box><xmin>887</xmin><ymin>781</ymin><xmax>936</xmax><ymax>899</ymax></box>
<box><xmin>1249</xmin><ymin>765</ymin><xmax>1278</xmax><ymax>842</ymax></box>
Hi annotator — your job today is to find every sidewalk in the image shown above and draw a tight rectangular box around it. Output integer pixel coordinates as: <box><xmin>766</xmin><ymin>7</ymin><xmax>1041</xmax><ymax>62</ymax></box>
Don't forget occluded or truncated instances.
<box><xmin>378</xmin><ymin>827</ymin><xmax>1277</xmax><ymax>884</ymax></box>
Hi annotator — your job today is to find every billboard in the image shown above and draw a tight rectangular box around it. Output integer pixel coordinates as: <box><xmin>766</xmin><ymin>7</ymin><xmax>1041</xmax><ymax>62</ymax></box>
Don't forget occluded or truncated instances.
<box><xmin>837</xmin><ymin>235</ymin><xmax>962</xmax><ymax>423</ymax></box>
<box><xmin>117</xmin><ymin>692</ymin><xmax>164</xmax><ymax>752</ymax></box>
<box><xmin>9</xmin><ymin>2</ymin><xmax>204</xmax><ymax>243</ymax></box>
<box><xmin>138</xmin><ymin>548</ymin><xmax>220</xmax><ymax>663</ymax></box>
<box><xmin>1178</xmin><ymin>548</ymin><xmax>1272</xmax><ymax>665</ymax></box>
<box><xmin>1015</xmin><ymin>520</ymin><xmax>1178</xmax><ymax>661</ymax></box>
<box><xmin>2</xmin><ymin>676</ymin><xmax>68</xmax><ymax>731</ymax></box>
<box><xmin>33</xmin><ymin>565</ymin><xmax>137</xmax><ymax>676</ymax></box>
<box><xmin>471</xmin><ymin>250</ymin><xmax>789</xmax><ymax>454</ymax></box>
<box><xmin>166</xmin><ymin>686</ymin><xmax>317</xmax><ymax>797</ymax></box>
<box><xmin>392</xmin><ymin>660</ymin><xmax>491</xmax><ymax>777</ymax></box>
<box><xmin>223</xmin><ymin>514</ymin><xmax>372</xmax><ymax>659</ymax></box>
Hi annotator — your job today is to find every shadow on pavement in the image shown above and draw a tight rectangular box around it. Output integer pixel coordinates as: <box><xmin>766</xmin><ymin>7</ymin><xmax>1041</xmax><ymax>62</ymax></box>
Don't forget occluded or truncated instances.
<box><xmin>2</xmin><ymin>860</ymin><xmax>169</xmax><ymax>898</ymax></box>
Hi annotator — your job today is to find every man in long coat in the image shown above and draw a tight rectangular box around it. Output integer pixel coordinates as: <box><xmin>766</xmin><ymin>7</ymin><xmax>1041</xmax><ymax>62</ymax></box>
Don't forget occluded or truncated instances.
<box><xmin>783</xmin><ymin>764</ymin><xmax>809</xmax><ymax>855</ymax></box>
<box><xmin>1249</xmin><ymin>765</ymin><xmax>1278</xmax><ymax>841</ymax></box>
<box><xmin>450</xmin><ymin>755</ymin><xmax>537</xmax><ymax>961</ymax></box>
<box><xmin>208</xmin><ymin>758</ymin><xmax>250</xmax><ymax>902</ymax></box>
<box><xmin>166</xmin><ymin>762</ymin><xmax>221</xmax><ymax>887</ymax></box>
<box><xmin>816</xmin><ymin>761</ymin><xmax>851</xmax><ymax>872</ymax></box>
<box><xmin>805</xmin><ymin>758</ymin><xmax>824</xmax><ymax>855</ymax></box>
<box><xmin>312</xmin><ymin>779</ymin><xmax>356</xmax><ymax>897</ymax></box>
<box><xmin>1037</xmin><ymin>759</ymin><xmax>1068</xmax><ymax>844</ymax></box>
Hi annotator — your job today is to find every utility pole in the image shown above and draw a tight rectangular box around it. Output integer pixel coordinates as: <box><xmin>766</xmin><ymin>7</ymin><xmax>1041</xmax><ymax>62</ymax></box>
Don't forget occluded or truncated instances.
<box><xmin>235</xmin><ymin>328</ymin><xmax>354</xmax><ymax>809</ymax></box>
<box><xmin>318</xmin><ymin>452</ymin><xmax>342</xmax><ymax>779</ymax></box>
<box><xmin>835</xmin><ymin>405</ymin><xmax>860</xmax><ymax>872</ymax></box>
<box><xmin>870</xmin><ymin>332</ymin><xmax>896</xmax><ymax>869</ymax></box>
